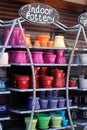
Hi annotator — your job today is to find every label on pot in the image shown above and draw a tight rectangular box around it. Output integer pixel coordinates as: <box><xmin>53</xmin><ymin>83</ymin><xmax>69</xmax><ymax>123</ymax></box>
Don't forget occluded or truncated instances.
<box><xmin>78</xmin><ymin>12</ymin><xmax>87</xmax><ymax>27</ymax></box>
<box><xmin>19</xmin><ymin>3</ymin><xmax>59</xmax><ymax>25</ymax></box>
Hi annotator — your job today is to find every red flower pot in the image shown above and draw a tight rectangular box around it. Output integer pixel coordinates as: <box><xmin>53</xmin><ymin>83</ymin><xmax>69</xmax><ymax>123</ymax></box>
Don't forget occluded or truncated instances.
<box><xmin>41</xmin><ymin>76</ymin><xmax>53</xmax><ymax>88</ymax></box>
<box><xmin>16</xmin><ymin>75</ymin><xmax>30</xmax><ymax>89</ymax></box>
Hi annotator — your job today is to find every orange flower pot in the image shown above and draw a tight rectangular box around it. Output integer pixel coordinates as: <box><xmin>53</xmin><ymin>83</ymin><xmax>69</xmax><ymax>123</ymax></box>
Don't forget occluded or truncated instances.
<box><xmin>24</xmin><ymin>34</ymin><xmax>32</xmax><ymax>46</ymax></box>
<box><xmin>37</xmin><ymin>35</ymin><xmax>50</xmax><ymax>47</ymax></box>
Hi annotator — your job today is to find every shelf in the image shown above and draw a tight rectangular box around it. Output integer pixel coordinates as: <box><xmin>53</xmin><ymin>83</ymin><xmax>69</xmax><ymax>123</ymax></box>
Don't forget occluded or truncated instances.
<box><xmin>9</xmin><ymin>106</ymin><xmax>77</xmax><ymax>114</ymax></box>
<box><xmin>48</xmin><ymin>125</ymin><xmax>77</xmax><ymax>130</ymax></box>
<box><xmin>77</xmin><ymin>88</ymin><xmax>87</xmax><ymax>91</ymax></box>
<box><xmin>9</xmin><ymin>87</ymin><xmax>78</xmax><ymax>92</ymax></box>
<box><xmin>74</xmin><ymin>119</ymin><xmax>87</xmax><ymax>126</ymax></box>
<box><xmin>0</xmin><ymin>116</ymin><xmax>10</xmax><ymax>121</ymax></box>
<box><xmin>0</xmin><ymin>64</ymin><xmax>11</xmax><ymax>67</ymax></box>
<box><xmin>0</xmin><ymin>90</ymin><xmax>10</xmax><ymax>94</ymax></box>
<box><xmin>78</xmin><ymin>106</ymin><xmax>87</xmax><ymax>110</ymax></box>
<box><xmin>10</xmin><ymin>46</ymin><xmax>87</xmax><ymax>52</ymax></box>
<box><xmin>11</xmin><ymin>63</ymin><xmax>79</xmax><ymax>67</ymax></box>
<box><xmin>0</xmin><ymin>45</ymin><xmax>11</xmax><ymax>49</ymax></box>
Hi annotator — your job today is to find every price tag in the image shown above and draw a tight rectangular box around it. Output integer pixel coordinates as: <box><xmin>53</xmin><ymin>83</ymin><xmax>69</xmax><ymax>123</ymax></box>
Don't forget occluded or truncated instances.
<box><xmin>19</xmin><ymin>3</ymin><xmax>59</xmax><ymax>25</ymax></box>
<box><xmin>78</xmin><ymin>12</ymin><xmax>87</xmax><ymax>27</ymax></box>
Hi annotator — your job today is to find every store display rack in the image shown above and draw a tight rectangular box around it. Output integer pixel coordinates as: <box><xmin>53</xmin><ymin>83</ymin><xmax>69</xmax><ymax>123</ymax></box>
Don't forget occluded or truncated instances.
<box><xmin>0</xmin><ymin>10</ymin><xmax>87</xmax><ymax>130</ymax></box>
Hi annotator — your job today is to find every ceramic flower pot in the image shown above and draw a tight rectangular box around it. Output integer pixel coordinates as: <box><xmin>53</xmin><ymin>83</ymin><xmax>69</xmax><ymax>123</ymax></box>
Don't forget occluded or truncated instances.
<box><xmin>56</xmin><ymin>50</ymin><xmax>64</xmax><ymax>56</ymax></box>
<box><xmin>37</xmin><ymin>34</ymin><xmax>50</xmax><ymax>47</ymax></box>
<box><xmin>40</xmin><ymin>98</ymin><xmax>48</xmax><ymax>109</ymax></box>
<box><xmin>31</xmin><ymin>51</ymin><xmax>44</xmax><ymax>64</ymax></box>
<box><xmin>28</xmin><ymin>97</ymin><xmax>40</xmax><ymax>110</ymax></box>
<box><xmin>48</xmin><ymin>98</ymin><xmax>58</xmax><ymax>109</ymax></box>
<box><xmin>24</xmin><ymin>117</ymin><xmax>37</xmax><ymax>130</ymax></box>
<box><xmin>15</xmin><ymin>35</ymin><xmax>25</xmax><ymax>46</ymax></box>
<box><xmin>47</xmin><ymin>41</ymin><xmax>53</xmax><ymax>47</ymax></box>
<box><xmin>43</xmin><ymin>52</ymin><xmax>56</xmax><ymax>64</ymax></box>
<box><xmin>33</xmin><ymin>40</ymin><xmax>40</xmax><ymax>46</ymax></box>
<box><xmin>51</xmin><ymin>115</ymin><xmax>62</xmax><ymax>128</ymax></box>
<box><xmin>24</xmin><ymin>34</ymin><xmax>32</xmax><ymax>46</ymax></box>
<box><xmin>41</xmin><ymin>75</ymin><xmax>53</xmax><ymax>88</ymax></box>
<box><xmin>14</xmin><ymin>51</ymin><xmax>27</xmax><ymax>63</ymax></box>
<box><xmin>37</xmin><ymin>114</ymin><xmax>51</xmax><ymax>129</ymax></box>
<box><xmin>53</xmin><ymin>35</ymin><xmax>66</xmax><ymax>48</ymax></box>
<box><xmin>62</xmin><ymin>119</ymin><xmax>69</xmax><ymax>126</ymax></box>
<box><xmin>0</xmin><ymin>52</ymin><xmax>9</xmax><ymax>65</ymax></box>
<box><xmin>58</xmin><ymin>97</ymin><xmax>65</xmax><ymax>108</ymax></box>
<box><xmin>16</xmin><ymin>75</ymin><xmax>30</xmax><ymax>89</ymax></box>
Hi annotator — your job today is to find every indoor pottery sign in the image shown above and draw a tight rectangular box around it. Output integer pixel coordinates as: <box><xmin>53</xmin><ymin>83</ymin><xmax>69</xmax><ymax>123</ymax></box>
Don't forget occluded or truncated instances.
<box><xmin>78</xmin><ymin>12</ymin><xmax>87</xmax><ymax>27</ymax></box>
<box><xmin>19</xmin><ymin>3</ymin><xmax>59</xmax><ymax>24</ymax></box>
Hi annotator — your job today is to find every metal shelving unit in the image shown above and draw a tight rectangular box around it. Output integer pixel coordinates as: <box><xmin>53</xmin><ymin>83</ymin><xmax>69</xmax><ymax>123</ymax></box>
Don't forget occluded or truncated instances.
<box><xmin>1</xmin><ymin>10</ymin><xmax>87</xmax><ymax>130</ymax></box>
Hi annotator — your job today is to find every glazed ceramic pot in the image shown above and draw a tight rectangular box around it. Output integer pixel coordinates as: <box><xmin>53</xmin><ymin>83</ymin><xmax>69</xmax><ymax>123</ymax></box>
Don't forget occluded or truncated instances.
<box><xmin>43</xmin><ymin>52</ymin><xmax>56</xmax><ymax>64</ymax></box>
<box><xmin>31</xmin><ymin>51</ymin><xmax>44</xmax><ymax>64</ymax></box>
<box><xmin>58</xmin><ymin>97</ymin><xmax>65</xmax><ymax>108</ymax></box>
<box><xmin>54</xmin><ymin>78</ymin><xmax>65</xmax><ymax>88</ymax></box>
<box><xmin>14</xmin><ymin>51</ymin><xmax>27</xmax><ymax>63</ymax></box>
<box><xmin>0</xmin><ymin>52</ymin><xmax>8</xmax><ymax>65</ymax></box>
<box><xmin>48</xmin><ymin>98</ymin><xmax>58</xmax><ymax>109</ymax></box>
<box><xmin>47</xmin><ymin>41</ymin><xmax>53</xmax><ymax>47</ymax></box>
<box><xmin>0</xmin><ymin>104</ymin><xmax>7</xmax><ymax>116</ymax></box>
<box><xmin>79</xmin><ymin>78</ymin><xmax>87</xmax><ymax>89</ymax></box>
<box><xmin>56</xmin><ymin>50</ymin><xmax>64</xmax><ymax>56</ymax></box>
<box><xmin>41</xmin><ymin>75</ymin><xmax>53</xmax><ymax>88</ymax></box>
<box><xmin>37</xmin><ymin>34</ymin><xmax>50</xmax><ymax>47</ymax></box>
<box><xmin>40</xmin><ymin>98</ymin><xmax>48</xmax><ymax>109</ymax></box>
<box><xmin>0</xmin><ymin>80</ymin><xmax>6</xmax><ymax>89</ymax></box>
<box><xmin>33</xmin><ymin>40</ymin><xmax>40</xmax><ymax>46</ymax></box>
<box><xmin>51</xmin><ymin>115</ymin><xmax>62</xmax><ymax>128</ymax></box>
<box><xmin>53</xmin><ymin>35</ymin><xmax>66</xmax><ymax>48</ymax></box>
<box><xmin>37</xmin><ymin>114</ymin><xmax>51</xmax><ymax>129</ymax></box>
<box><xmin>79</xmin><ymin>54</ymin><xmax>87</xmax><ymax>64</ymax></box>
<box><xmin>24</xmin><ymin>34</ymin><xmax>32</xmax><ymax>46</ymax></box>
<box><xmin>24</xmin><ymin>117</ymin><xmax>37</xmax><ymax>130</ymax></box>
<box><xmin>55</xmin><ymin>56</ymin><xmax>66</xmax><ymax>64</ymax></box>
<box><xmin>16</xmin><ymin>75</ymin><xmax>30</xmax><ymax>89</ymax></box>
<box><xmin>62</xmin><ymin>119</ymin><xmax>69</xmax><ymax>126</ymax></box>
<box><xmin>69</xmin><ymin>79</ymin><xmax>76</xmax><ymax>87</ymax></box>
<box><xmin>28</xmin><ymin>97</ymin><xmax>40</xmax><ymax>110</ymax></box>
<box><xmin>15</xmin><ymin>35</ymin><xmax>25</xmax><ymax>46</ymax></box>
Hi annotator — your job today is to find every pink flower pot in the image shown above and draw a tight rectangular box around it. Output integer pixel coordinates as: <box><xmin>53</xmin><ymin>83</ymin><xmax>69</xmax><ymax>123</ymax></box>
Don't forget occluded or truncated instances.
<box><xmin>43</xmin><ymin>52</ymin><xmax>56</xmax><ymax>64</ymax></box>
<box><xmin>31</xmin><ymin>51</ymin><xmax>44</xmax><ymax>64</ymax></box>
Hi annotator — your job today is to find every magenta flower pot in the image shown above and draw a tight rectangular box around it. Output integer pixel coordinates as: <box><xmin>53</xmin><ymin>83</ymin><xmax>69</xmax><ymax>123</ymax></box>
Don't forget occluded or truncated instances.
<box><xmin>31</xmin><ymin>51</ymin><xmax>44</xmax><ymax>64</ymax></box>
<box><xmin>43</xmin><ymin>52</ymin><xmax>56</xmax><ymax>64</ymax></box>
<box><xmin>14</xmin><ymin>51</ymin><xmax>27</xmax><ymax>63</ymax></box>
<box><xmin>56</xmin><ymin>50</ymin><xmax>64</xmax><ymax>56</ymax></box>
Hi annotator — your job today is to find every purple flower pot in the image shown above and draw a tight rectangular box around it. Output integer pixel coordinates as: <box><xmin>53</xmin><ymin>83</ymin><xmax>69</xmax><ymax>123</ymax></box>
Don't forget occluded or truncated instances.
<box><xmin>48</xmin><ymin>98</ymin><xmax>58</xmax><ymax>109</ymax></box>
<box><xmin>66</xmin><ymin>99</ymin><xmax>72</xmax><ymax>107</ymax></box>
<box><xmin>58</xmin><ymin>97</ymin><xmax>65</xmax><ymax>108</ymax></box>
<box><xmin>40</xmin><ymin>98</ymin><xmax>48</xmax><ymax>109</ymax></box>
<box><xmin>31</xmin><ymin>51</ymin><xmax>44</xmax><ymax>64</ymax></box>
<box><xmin>28</xmin><ymin>97</ymin><xmax>40</xmax><ymax>110</ymax></box>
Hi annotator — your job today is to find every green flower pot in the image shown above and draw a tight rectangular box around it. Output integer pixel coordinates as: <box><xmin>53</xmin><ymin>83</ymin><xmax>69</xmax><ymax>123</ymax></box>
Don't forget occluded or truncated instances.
<box><xmin>37</xmin><ymin>114</ymin><xmax>51</xmax><ymax>129</ymax></box>
<box><xmin>24</xmin><ymin>117</ymin><xmax>37</xmax><ymax>130</ymax></box>
<box><xmin>51</xmin><ymin>115</ymin><xmax>62</xmax><ymax>128</ymax></box>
